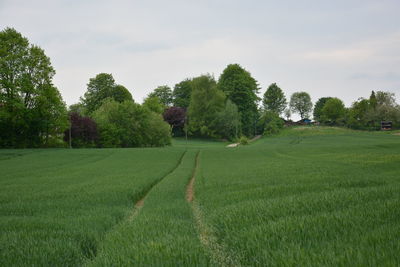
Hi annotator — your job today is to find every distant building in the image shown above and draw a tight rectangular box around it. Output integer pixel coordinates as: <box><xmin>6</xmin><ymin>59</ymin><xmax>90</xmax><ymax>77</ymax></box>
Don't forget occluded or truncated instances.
<box><xmin>381</xmin><ymin>121</ymin><xmax>392</xmax><ymax>131</ymax></box>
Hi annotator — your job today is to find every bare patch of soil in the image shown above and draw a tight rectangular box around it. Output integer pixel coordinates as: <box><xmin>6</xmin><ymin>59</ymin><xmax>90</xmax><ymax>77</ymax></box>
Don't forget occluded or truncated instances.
<box><xmin>186</xmin><ymin>176</ymin><xmax>195</xmax><ymax>202</ymax></box>
<box><xmin>135</xmin><ymin>197</ymin><xmax>145</xmax><ymax>208</ymax></box>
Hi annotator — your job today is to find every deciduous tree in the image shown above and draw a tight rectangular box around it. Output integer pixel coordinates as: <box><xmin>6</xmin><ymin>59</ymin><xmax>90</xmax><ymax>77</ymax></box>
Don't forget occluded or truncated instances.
<box><xmin>0</xmin><ymin>27</ymin><xmax>67</xmax><ymax>147</ymax></box>
<box><xmin>172</xmin><ymin>79</ymin><xmax>193</xmax><ymax>108</ymax></box>
<box><xmin>143</xmin><ymin>96</ymin><xmax>165</xmax><ymax>114</ymax></box>
<box><xmin>289</xmin><ymin>92</ymin><xmax>313</xmax><ymax>120</ymax></box>
<box><xmin>163</xmin><ymin>106</ymin><xmax>186</xmax><ymax>135</ymax></box>
<box><xmin>313</xmin><ymin>97</ymin><xmax>332</xmax><ymax>122</ymax></box>
<box><xmin>188</xmin><ymin>75</ymin><xmax>225</xmax><ymax>137</ymax></box>
<box><xmin>262</xmin><ymin>83</ymin><xmax>286</xmax><ymax>114</ymax></box>
<box><xmin>214</xmin><ymin>100</ymin><xmax>241</xmax><ymax>140</ymax></box>
<box><xmin>149</xmin><ymin>85</ymin><xmax>173</xmax><ymax>106</ymax></box>
<box><xmin>64</xmin><ymin>112</ymin><xmax>98</xmax><ymax>147</ymax></box>
<box><xmin>320</xmin><ymin>98</ymin><xmax>346</xmax><ymax>124</ymax></box>
<box><xmin>218</xmin><ymin>64</ymin><xmax>260</xmax><ymax>136</ymax></box>
<box><xmin>82</xmin><ymin>73</ymin><xmax>132</xmax><ymax>114</ymax></box>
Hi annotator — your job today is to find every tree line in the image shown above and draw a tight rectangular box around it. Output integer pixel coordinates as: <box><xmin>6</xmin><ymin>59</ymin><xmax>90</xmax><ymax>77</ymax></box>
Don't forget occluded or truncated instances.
<box><xmin>1</xmin><ymin>27</ymin><xmax>399</xmax><ymax>148</ymax></box>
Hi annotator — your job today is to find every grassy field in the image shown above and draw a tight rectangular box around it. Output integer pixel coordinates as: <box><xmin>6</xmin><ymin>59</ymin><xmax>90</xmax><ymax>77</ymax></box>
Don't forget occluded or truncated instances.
<box><xmin>0</xmin><ymin>148</ymin><xmax>185</xmax><ymax>266</ymax></box>
<box><xmin>196</xmin><ymin>127</ymin><xmax>400</xmax><ymax>266</ymax></box>
<box><xmin>1</xmin><ymin>127</ymin><xmax>399</xmax><ymax>266</ymax></box>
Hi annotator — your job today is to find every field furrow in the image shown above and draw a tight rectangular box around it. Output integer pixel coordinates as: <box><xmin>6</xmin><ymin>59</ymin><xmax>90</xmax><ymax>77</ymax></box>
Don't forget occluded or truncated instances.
<box><xmin>0</xmin><ymin>148</ymin><xmax>186</xmax><ymax>266</ymax></box>
<box><xmin>188</xmin><ymin>152</ymin><xmax>240</xmax><ymax>267</ymax></box>
<box><xmin>1</xmin><ymin>128</ymin><xmax>400</xmax><ymax>266</ymax></box>
<box><xmin>88</xmin><ymin>149</ymin><xmax>211</xmax><ymax>266</ymax></box>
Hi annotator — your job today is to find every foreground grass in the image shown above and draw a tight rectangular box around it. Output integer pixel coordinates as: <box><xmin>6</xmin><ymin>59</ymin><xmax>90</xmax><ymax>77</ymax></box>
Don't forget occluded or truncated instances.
<box><xmin>195</xmin><ymin>127</ymin><xmax>400</xmax><ymax>266</ymax></box>
<box><xmin>88</xmin><ymin>149</ymin><xmax>210</xmax><ymax>266</ymax></box>
<box><xmin>0</xmin><ymin>148</ymin><xmax>185</xmax><ymax>266</ymax></box>
<box><xmin>1</xmin><ymin>127</ymin><xmax>399</xmax><ymax>266</ymax></box>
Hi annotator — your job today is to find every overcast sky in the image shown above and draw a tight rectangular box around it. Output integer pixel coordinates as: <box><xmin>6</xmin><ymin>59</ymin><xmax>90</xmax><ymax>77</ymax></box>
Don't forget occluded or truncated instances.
<box><xmin>1</xmin><ymin>0</ymin><xmax>400</xmax><ymax>109</ymax></box>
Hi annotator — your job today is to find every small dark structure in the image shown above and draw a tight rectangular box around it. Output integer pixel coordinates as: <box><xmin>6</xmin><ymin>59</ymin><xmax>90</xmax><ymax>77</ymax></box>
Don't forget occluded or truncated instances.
<box><xmin>381</xmin><ymin>121</ymin><xmax>392</xmax><ymax>131</ymax></box>
<box><xmin>284</xmin><ymin>119</ymin><xmax>313</xmax><ymax>127</ymax></box>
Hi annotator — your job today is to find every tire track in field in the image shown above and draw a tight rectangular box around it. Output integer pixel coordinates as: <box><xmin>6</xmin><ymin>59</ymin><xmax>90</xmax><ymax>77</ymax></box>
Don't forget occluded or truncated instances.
<box><xmin>187</xmin><ymin>151</ymin><xmax>240</xmax><ymax>267</ymax></box>
<box><xmin>128</xmin><ymin>150</ymin><xmax>187</xmax><ymax>221</ymax></box>
<box><xmin>84</xmin><ymin>150</ymin><xmax>188</xmax><ymax>265</ymax></box>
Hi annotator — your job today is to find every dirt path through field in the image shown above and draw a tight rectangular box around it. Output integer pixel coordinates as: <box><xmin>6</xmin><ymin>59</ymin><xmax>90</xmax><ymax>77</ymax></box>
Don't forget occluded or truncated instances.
<box><xmin>187</xmin><ymin>152</ymin><xmax>240</xmax><ymax>267</ymax></box>
<box><xmin>186</xmin><ymin>175</ymin><xmax>195</xmax><ymax>202</ymax></box>
<box><xmin>128</xmin><ymin>197</ymin><xmax>145</xmax><ymax>221</ymax></box>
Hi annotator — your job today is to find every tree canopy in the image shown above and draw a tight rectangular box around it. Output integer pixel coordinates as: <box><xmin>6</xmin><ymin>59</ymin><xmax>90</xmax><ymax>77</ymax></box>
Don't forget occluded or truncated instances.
<box><xmin>149</xmin><ymin>85</ymin><xmax>173</xmax><ymax>107</ymax></box>
<box><xmin>64</xmin><ymin>112</ymin><xmax>98</xmax><ymax>147</ymax></box>
<box><xmin>320</xmin><ymin>98</ymin><xmax>346</xmax><ymax>124</ymax></box>
<box><xmin>262</xmin><ymin>83</ymin><xmax>286</xmax><ymax>115</ymax></box>
<box><xmin>163</xmin><ymin>107</ymin><xmax>186</xmax><ymax>133</ymax></box>
<box><xmin>143</xmin><ymin>95</ymin><xmax>165</xmax><ymax>114</ymax></box>
<box><xmin>0</xmin><ymin>27</ymin><xmax>68</xmax><ymax>147</ymax></box>
<box><xmin>92</xmin><ymin>99</ymin><xmax>171</xmax><ymax>147</ymax></box>
<box><xmin>214</xmin><ymin>99</ymin><xmax>241</xmax><ymax>140</ymax></box>
<box><xmin>218</xmin><ymin>64</ymin><xmax>259</xmax><ymax>136</ymax></box>
<box><xmin>289</xmin><ymin>92</ymin><xmax>313</xmax><ymax>120</ymax></box>
<box><xmin>81</xmin><ymin>73</ymin><xmax>133</xmax><ymax>114</ymax></box>
<box><xmin>172</xmin><ymin>79</ymin><xmax>193</xmax><ymax>108</ymax></box>
<box><xmin>188</xmin><ymin>75</ymin><xmax>225</xmax><ymax>137</ymax></box>
<box><xmin>313</xmin><ymin>97</ymin><xmax>333</xmax><ymax>122</ymax></box>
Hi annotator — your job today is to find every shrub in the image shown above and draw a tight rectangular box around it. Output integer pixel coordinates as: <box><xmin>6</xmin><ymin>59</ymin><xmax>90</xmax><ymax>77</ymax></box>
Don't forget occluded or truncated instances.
<box><xmin>64</xmin><ymin>112</ymin><xmax>99</xmax><ymax>147</ymax></box>
<box><xmin>259</xmin><ymin>111</ymin><xmax>284</xmax><ymax>135</ymax></box>
<box><xmin>92</xmin><ymin>99</ymin><xmax>171</xmax><ymax>147</ymax></box>
<box><xmin>238</xmin><ymin>136</ymin><xmax>249</xmax><ymax>145</ymax></box>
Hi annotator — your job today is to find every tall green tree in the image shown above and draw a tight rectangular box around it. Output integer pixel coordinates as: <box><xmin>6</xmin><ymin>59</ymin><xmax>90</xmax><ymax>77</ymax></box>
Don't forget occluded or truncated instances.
<box><xmin>313</xmin><ymin>97</ymin><xmax>333</xmax><ymax>122</ymax></box>
<box><xmin>112</xmin><ymin>84</ymin><xmax>132</xmax><ymax>103</ymax></box>
<box><xmin>81</xmin><ymin>73</ymin><xmax>133</xmax><ymax>114</ymax></box>
<box><xmin>369</xmin><ymin>91</ymin><xmax>377</xmax><ymax>109</ymax></box>
<box><xmin>188</xmin><ymin>75</ymin><xmax>225</xmax><ymax>137</ymax></box>
<box><xmin>376</xmin><ymin>91</ymin><xmax>396</xmax><ymax>107</ymax></box>
<box><xmin>218</xmin><ymin>64</ymin><xmax>260</xmax><ymax>136</ymax></box>
<box><xmin>143</xmin><ymin>95</ymin><xmax>165</xmax><ymax>114</ymax></box>
<box><xmin>367</xmin><ymin>91</ymin><xmax>400</xmax><ymax>127</ymax></box>
<box><xmin>262</xmin><ymin>83</ymin><xmax>286</xmax><ymax>114</ymax></box>
<box><xmin>0</xmin><ymin>27</ymin><xmax>67</xmax><ymax>147</ymax></box>
<box><xmin>320</xmin><ymin>97</ymin><xmax>346</xmax><ymax>124</ymax></box>
<box><xmin>289</xmin><ymin>92</ymin><xmax>313</xmax><ymax>120</ymax></box>
<box><xmin>214</xmin><ymin>100</ymin><xmax>241</xmax><ymax>140</ymax></box>
<box><xmin>68</xmin><ymin>103</ymin><xmax>86</xmax><ymax>115</ymax></box>
<box><xmin>172</xmin><ymin>79</ymin><xmax>193</xmax><ymax>108</ymax></box>
<box><xmin>347</xmin><ymin>98</ymin><xmax>371</xmax><ymax>129</ymax></box>
<box><xmin>149</xmin><ymin>85</ymin><xmax>173</xmax><ymax>106</ymax></box>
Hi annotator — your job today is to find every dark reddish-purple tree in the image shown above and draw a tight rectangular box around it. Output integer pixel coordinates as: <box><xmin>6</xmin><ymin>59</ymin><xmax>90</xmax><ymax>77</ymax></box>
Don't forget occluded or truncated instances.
<box><xmin>163</xmin><ymin>107</ymin><xmax>186</xmax><ymax>136</ymax></box>
<box><xmin>64</xmin><ymin>112</ymin><xmax>98</xmax><ymax>147</ymax></box>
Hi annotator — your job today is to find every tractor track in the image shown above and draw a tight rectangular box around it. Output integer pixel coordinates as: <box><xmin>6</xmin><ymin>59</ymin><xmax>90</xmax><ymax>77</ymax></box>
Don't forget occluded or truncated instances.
<box><xmin>128</xmin><ymin>149</ymin><xmax>187</xmax><ymax>221</ymax></box>
<box><xmin>187</xmin><ymin>151</ymin><xmax>240</xmax><ymax>267</ymax></box>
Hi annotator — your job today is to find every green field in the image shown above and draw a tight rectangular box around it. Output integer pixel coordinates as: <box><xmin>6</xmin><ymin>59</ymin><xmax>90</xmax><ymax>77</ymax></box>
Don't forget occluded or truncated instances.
<box><xmin>1</xmin><ymin>127</ymin><xmax>400</xmax><ymax>266</ymax></box>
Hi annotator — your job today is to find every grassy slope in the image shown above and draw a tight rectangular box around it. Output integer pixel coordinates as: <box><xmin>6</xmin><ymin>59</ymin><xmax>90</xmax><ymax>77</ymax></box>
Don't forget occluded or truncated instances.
<box><xmin>0</xmin><ymin>148</ymin><xmax>184</xmax><ymax>266</ymax></box>
<box><xmin>196</xmin><ymin>127</ymin><xmax>400</xmax><ymax>266</ymax></box>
